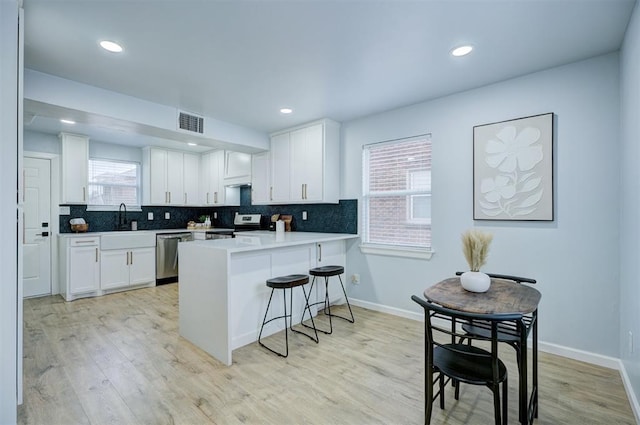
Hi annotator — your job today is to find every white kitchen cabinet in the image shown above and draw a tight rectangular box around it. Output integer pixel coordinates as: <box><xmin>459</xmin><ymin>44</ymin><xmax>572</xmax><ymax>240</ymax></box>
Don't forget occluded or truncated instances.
<box><xmin>60</xmin><ymin>132</ymin><xmax>89</xmax><ymax>204</ymax></box>
<box><xmin>101</xmin><ymin>247</ymin><xmax>155</xmax><ymax>290</ymax></box>
<box><xmin>251</xmin><ymin>151</ymin><xmax>271</xmax><ymax>204</ymax></box>
<box><xmin>270</xmin><ymin>133</ymin><xmax>290</xmax><ymax>203</ymax></box>
<box><xmin>166</xmin><ymin>150</ymin><xmax>184</xmax><ymax>205</ymax></box>
<box><xmin>142</xmin><ymin>147</ymin><xmax>200</xmax><ymax>205</ymax></box>
<box><xmin>224</xmin><ymin>151</ymin><xmax>252</xmax><ymax>186</ymax></box>
<box><xmin>183</xmin><ymin>152</ymin><xmax>200</xmax><ymax>205</ymax></box>
<box><xmin>59</xmin><ymin>236</ymin><xmax>100</xmax><ymax>301</ymax></box>
<box><xmin>201</xmin><ymin>150</ymin><xmax>240</xmax><ymax>206</ymax></box>
<box><xmin>269</xmin><ymin>119</ymin><xmax>340</xmax><ymax>204</ymax></box>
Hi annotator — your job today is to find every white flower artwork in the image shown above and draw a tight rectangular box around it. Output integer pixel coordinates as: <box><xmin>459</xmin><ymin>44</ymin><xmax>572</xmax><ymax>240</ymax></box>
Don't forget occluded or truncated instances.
<box><xmin>473</xmin><ymin>113</ymin><xmax>554</xmax><ymax>220</ymax></box>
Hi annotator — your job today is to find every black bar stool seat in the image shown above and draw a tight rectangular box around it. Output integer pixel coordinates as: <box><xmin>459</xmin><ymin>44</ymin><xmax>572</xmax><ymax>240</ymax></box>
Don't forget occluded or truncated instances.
<box><xmin>258</xmin><ymin>274</ymin><xmax>319</xmax><ymax>357</ymax></box>
<box><xmin>302</xmin><ymin>265</ymin><xmax>354</xmax><ymax>335</ymax></box>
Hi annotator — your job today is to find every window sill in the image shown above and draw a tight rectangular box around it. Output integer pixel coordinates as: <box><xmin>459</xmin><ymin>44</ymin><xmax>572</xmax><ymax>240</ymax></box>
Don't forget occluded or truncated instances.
<box><xmin>359</xmin><ymin>244</ymin><xmax>434</xmax><ymax>260</ymax></box>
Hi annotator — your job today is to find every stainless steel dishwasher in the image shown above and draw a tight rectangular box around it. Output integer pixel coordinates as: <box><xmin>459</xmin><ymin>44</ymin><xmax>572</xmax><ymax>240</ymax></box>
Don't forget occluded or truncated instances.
<box><xmin>156</xmin><ymin>232</ymin><xmax>193</xmax><ymax>284</ymax></box>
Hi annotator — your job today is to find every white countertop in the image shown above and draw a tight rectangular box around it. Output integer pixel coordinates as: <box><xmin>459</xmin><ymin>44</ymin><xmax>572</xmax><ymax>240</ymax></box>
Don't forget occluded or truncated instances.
<box><xmin>183</xmin><ymin>231</ymin><xmax>359</xmax><ymax>253</ymax></box>
<box><xmin>58</xmin><ymin>228</ymin><xmax>235</xmax><ymax>238</ymax></box>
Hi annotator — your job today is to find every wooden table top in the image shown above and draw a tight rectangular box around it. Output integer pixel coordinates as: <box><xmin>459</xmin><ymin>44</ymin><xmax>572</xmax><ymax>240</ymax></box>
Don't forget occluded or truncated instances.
<box><xmin>424</xmin><ymin>277</ymin><xmax>541</xmax><ymax>314</ymax></box>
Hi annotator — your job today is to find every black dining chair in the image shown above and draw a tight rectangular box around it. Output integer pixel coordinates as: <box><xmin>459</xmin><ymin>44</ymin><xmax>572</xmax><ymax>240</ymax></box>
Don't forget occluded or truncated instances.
<box><xmin>454</xmin><ymin>272</ymin><xmax>536</xmax><ymax>372</ymax></box>
<box><xmin>411</xmin><ymin>294</ymin><xmax>521</xmax><ymax>425</ymax></box>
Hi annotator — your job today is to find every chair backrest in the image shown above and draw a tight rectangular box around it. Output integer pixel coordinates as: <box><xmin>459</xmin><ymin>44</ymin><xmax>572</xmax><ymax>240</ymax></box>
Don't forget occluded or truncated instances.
<box><xmin>411</xmin><ymin>295</ymin><xmax>523</xmax><ymax>367</ymax></box>
<box><xmin>455</xmin><ymin>271</ymin><xmax>536</xmax><ymax>285</ymax></box>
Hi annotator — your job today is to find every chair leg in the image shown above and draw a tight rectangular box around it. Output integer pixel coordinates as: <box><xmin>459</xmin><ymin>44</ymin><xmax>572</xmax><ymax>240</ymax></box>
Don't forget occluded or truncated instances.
<box><xmin>493</xmin><ymin>381</ymin><xmax>502</xmax><ymax>425</ymax></box>
<box><xmin>257</xmin><ymin>288</ymin><xmax>290</xmax><ymax>358</ymax></box>
<box><xmin>502</xmin><ymin>378</ymin><xmax>508</xmax><ymax>425</ymax></box>
<box><xmin>329</xmin><ymin>274</ymin><xmax>355</xmax><ymax>323</ymax></box>
<box><xmin>439</xmin><ymin>373</ymin><xmax>445</xmax><ymax>409</ymax></box>
<box><xmin>291</xmin><ymin>284</ymin><xmax>319</xmax><ymax>343</ymax></box>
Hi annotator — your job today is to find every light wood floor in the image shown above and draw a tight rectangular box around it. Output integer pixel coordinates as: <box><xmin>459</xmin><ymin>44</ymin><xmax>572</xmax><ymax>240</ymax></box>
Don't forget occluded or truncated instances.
<box><xmin>18</xmin><ymin>284</ymin><xmax>635</xmax><ymax>425</ymax></box>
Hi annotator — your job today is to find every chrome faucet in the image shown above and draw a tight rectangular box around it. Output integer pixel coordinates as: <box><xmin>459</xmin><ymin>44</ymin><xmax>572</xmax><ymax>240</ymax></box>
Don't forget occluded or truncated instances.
<box><xmin>118</xmin><ymin>203</ymin><xmax>128</xmax><ymax>230</ymax></box>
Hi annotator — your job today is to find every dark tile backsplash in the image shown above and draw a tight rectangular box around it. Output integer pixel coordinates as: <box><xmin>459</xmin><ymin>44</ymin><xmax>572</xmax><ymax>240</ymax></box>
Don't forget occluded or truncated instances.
<box><xmin>60</xmin><ymin>187</ymin><xmax>357</xmax><ymax>234</ymax></box>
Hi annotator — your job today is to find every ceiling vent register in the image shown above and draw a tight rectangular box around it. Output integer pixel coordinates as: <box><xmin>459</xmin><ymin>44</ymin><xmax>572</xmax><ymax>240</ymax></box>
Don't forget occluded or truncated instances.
<box><xmin>178</xmin><ymin>111</ymin><xmax>204</xmax><ymax>134</ymax></box>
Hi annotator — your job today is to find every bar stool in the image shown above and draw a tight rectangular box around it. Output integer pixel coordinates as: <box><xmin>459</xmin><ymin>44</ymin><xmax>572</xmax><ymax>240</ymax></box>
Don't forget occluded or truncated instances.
<box><xmin>258</xmin><ymin>274</ymin><xmax>319</xmax><ymax>357</ymax></box>
<box><xmin>302</xmin><ymin>265</ymin><xmax>354</xmax><ymax>335</ymax></box>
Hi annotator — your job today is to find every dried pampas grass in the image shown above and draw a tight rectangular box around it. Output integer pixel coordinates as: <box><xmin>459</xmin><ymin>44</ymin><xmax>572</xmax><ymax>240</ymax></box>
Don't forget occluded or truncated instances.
<box><xmin>461</xmin><ymin>229</ymin><xmax>493</xmax><ymax>272</ymax></box>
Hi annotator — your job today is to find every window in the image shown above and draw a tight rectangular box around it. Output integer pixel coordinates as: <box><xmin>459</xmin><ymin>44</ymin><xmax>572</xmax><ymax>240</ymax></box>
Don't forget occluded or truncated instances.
<box><xmin>362</xmin><ymin>135</ymin><xmax>432</xmax><ymax>258</ymax></box>
<box><xmin>87</xmin><ymin>159</ymin><xmax>140</xmax><ymax>207</ymax></box>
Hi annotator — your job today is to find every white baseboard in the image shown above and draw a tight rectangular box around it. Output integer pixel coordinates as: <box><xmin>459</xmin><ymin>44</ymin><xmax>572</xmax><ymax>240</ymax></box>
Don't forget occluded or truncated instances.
<box><xmin>350</xmin><ymin>297</ymin><xmax>640</xmax><ymax>424</ymax></box>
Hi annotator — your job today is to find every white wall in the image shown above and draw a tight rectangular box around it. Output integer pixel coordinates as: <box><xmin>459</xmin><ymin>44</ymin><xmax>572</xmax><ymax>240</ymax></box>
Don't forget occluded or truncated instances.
<box><xmin>342</xmin><ymin>53</ymin><xmax>621</xmax><ymax>358</ymax></box>
<box><xmin>0</xmin><ymin>1</ymin><xmax>19</xmax><ymax>424</ymax></box>
<box><xmin>620</xmin><ymin>0</ymin><xmax>640</xmax><ymax>408</ymax></box>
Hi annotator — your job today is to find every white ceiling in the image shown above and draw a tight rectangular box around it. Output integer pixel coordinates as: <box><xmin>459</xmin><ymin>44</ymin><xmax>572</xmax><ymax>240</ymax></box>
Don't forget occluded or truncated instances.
<box><xmin>22</xmin><ymin>0</ymin><xmax>636</xmax><ymax>149</ymax></box>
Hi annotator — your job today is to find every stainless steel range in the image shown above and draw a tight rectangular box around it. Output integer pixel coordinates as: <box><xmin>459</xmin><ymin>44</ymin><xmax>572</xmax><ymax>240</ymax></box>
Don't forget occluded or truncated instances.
<box><xmin>233</xmin><ymin>213</ymin><xmax>263</xmax><ymax>232</ymax></box>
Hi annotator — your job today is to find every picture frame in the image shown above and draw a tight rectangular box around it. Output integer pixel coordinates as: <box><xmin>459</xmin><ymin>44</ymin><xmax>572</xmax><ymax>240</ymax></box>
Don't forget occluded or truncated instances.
<box><xmin>473</xmin><ymin>112</ymin><xmax>554</xmax><ymax>221</ymax></box>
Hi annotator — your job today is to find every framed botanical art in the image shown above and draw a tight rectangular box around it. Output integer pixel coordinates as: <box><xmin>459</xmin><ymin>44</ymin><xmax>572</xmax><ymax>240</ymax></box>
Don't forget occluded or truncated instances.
<box><xmin>473</xmin><ymin>112</ymin><xmax>554</xmax><ymax>221</ymax></box>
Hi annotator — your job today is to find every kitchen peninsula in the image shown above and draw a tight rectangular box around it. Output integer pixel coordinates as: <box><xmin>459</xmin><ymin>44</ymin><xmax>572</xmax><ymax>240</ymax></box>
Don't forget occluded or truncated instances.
<box><xmin>178</xmin><ymin>231</ymin><xmax>358</xmax><ymax>365</ymax></box>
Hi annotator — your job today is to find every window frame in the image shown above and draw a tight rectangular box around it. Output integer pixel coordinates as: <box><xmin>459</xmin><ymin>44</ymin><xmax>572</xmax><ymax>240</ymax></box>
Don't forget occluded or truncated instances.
<box><xmin>86</xmin><ymin>157</ymin><xmax>142</xmax><ymax>212</ymax></box>
<box><xmin>361</xmin><ymin>134</ymin><xmax>433</xmax><ymax>259</ymax></box>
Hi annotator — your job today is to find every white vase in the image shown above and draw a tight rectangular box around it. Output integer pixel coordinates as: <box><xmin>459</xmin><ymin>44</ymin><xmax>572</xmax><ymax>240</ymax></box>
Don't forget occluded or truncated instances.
<box><xmin>460</xmin><ymin>271</ymin><xmax>491</xmax><ymax>293</ymax></box>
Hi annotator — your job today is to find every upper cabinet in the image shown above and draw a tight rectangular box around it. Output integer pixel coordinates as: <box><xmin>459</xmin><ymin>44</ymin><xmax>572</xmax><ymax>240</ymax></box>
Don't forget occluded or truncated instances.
<box><xmin>266</xmin><ymin>119</ymin><xmax>340</xmax><ymax>205</ymax></box>
<box><xmin>200</xmin><ymin>150</ymin><xmax>240</xmax><ymax>206</ymax></box>
<box><xmin>142</xmin><ymin>147</ymin><xmax>201</xmax><ymax>206</ymax></box>
<box><xmin>224</xmin><ymin>151</ymin><xmax>252</xmax><ymax>186</ymax></box>
<box><xmin>251</xmin><ymin>151</ymin><xmax>271</xmax><ymax>204</ymax></box>
<box><xmin>60</xmin><ymin>132</ymin><xmax>89</xmax><ymax>204</ymax></box>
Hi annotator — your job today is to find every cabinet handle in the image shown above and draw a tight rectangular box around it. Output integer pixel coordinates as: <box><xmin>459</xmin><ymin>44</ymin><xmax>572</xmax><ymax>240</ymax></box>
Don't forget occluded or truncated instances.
<box><xmin>318</xmin><ymin>243</ymin><xmax>322</xmax><ymax>262</ymax></box>
<box><xmin>83</xmin><ymin>187</ymin><xmax>86</xmax><ymax>202</ymax></box>
<box><xmin>95</xmin><ymin>248</ymin><xmax>98</xmax><ymax>262</ymax></box>
<box><xmin>184</xmin><ymin>193</ymin><xmax>187</xmax><ymax>204</ymax></box>
<box><xmin>301</xmin><ymin>184</ymin><xmax>304</xmax><ymax>199</ymax></box>
<box><xmin>168</xmin><ymin>192</ymin><xmax>171</xmax><ymax>204</ymax></box>
<box><xmin>305</xmin><ymin>183</ymin><xmax>308</xmax><ymax>199</ymax></box>
<box><xmin>76</xmin><ymin>240</ymin><xmax>97</xmax><ymax>244</ymax></box>
<box><xmin>130</xmin><ymin>251</ymin><xmax>133</xmax><ymax>265</ymax></box>
<box><xmin>270</xmin><ymin>187</ymin><xmax>273</xmax><ymax>201</ymax></box>
<box><xmin>214</xmin><ymin>192</ymin><xmax>218</xmax><ymax>204</ymax></box>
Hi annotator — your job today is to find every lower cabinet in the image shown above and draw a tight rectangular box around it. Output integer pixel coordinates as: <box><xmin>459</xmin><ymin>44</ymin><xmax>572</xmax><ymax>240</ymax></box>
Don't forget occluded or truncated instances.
<box><xmin>59</xmin><ymin>236</ymin><xmax>101</xmax><ymax>301</ymax></box>
<box><xmin>101</xmin><ymin>248</ymin><xmax>155</xmax><ymax>290</ymax></box>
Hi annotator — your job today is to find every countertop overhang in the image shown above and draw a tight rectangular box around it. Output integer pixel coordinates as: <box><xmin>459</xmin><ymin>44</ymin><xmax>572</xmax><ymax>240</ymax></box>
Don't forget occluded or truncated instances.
<box><xmin>183</xmin><ymin>231</ymin><xmax>359</xmax><ymax>253</ymax></box>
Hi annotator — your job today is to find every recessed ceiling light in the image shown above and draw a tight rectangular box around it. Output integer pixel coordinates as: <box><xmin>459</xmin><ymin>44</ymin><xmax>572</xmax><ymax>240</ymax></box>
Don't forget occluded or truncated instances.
<box><xmin>60</xmin><ymin>119</ymin><xmax>76</xmax><ymax>124</ymax></box>
<box><xmin>100</xmin><ymin>40</ymin><xmax>123</xmax><ymax>53</ymax></box>
<box><xmin>451</xmin><ymin>45</ymin><xmax>473</xmax><ymax>57</ymax></box>
<box><xmin>280</xmin><ymin>108</ymin><xmax>293</xmax><ymax>114</ymax></box>
<box><xmin>187</xmin><ymin>142</ymin><xmax>198</xmax><ymax>146</ymax></box>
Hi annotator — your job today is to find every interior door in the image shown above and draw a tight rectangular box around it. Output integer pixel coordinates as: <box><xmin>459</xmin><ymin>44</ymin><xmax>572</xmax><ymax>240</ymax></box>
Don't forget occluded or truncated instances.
<box><xmin>23</xmin><ymin>157</ymin><xmax>51</xmax><ymax>297</ymax></box>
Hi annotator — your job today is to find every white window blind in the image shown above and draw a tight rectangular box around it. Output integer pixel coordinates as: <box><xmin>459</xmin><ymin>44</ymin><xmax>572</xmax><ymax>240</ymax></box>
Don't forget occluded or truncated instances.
<box><xmin>362</xmin><ymin>135</ymin><xmax>432</xmax><ymax>251</ymax></box>
<box><xmin>87</xmin><ymin>159</ymin><xmax>140</xmax><ymax>206</ymax></box>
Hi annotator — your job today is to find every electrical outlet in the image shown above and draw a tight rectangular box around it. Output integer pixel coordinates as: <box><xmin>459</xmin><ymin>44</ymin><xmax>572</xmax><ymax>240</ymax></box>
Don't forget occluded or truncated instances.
<box><xmin>147</xmin><ymin>212</ymin><xmax>154</xmax><ymax>220</ymax></box>
<box><xmin>302</xmin><ymin>211</ymin><xmax>308</xmax><ymax>220</ymax></box>
<box><xmin>629</xmin><ymin>331</ymin><xmax>634</xmax><ymax>354</ymax></box>
<box><xmin>165</xmin><ymin>212</ymin><xmax>170</xmax><ymax>220</ymax></box>
<box><xmin>351</xmin><ymin>274</ymin><xmax>360</xmax><ymax>284</ymax></box>
<box><xmin>214</xmin><ymin>212</ymin><xmax>217</xmax><ymax>219</ymax></box>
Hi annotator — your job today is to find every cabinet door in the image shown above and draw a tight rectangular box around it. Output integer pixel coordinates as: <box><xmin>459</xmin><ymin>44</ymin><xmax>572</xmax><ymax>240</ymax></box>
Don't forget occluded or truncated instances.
<box><xmin>270</xmin><ymin>133</ymin><xmax>290</xmax><ymax>202</ymax></box>
<box><xmin>149</xmin><ymin>148</ymin><xmax>168</xmax><ymax>204</ymax></box>
<box><xmin>290</xmin><ymin>124</ymin><xmax>323</xmax><ymax>202</ymax></box>
<box><xmin>60</xmin><ymin>133</ymin><xmax>89</xmax><ymax>204</ymax></box>
<box><xmin>100</xmin><ymin>250</ymin><xmax>129</xmax><ymax>290</ymax></box>
<box><xmin>183</xmin><ymin>153</ymin><xmax>200</xmax><ymax>205</ymax></box>
<box><xmin>251</xmin><ymin>151</ymin><xmax>271</xmax><ymax>204</ymax></box>
<box><xmin>128</xmin><ymin>248</ymin><xmax>155</xmax><ymax>286</ymax></box>
<box><xmin>211</xmin><ymin>150</ymin><xmax>225</xmax><ymax>204</ymax></box>
<box><xmin>166</xmin><ymin>150</ymin><xmax>184</xmax><ymax>205</ymax></box>
<box><xmin>69</xmin><ymin>246</ymin><xmax>100</xmax><ymax>294</ymax></box>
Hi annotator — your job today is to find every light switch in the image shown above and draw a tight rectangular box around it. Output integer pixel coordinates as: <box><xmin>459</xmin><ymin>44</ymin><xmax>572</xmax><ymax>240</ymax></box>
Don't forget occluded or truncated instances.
<box><xmin>165</xmin><ymin>212</ymin><xmax>170</xmax><ymax>219</ymax></box>
<box><xmin>147</xmin><ymin>212</ymin><xmax>154</xmax><ymax>220</ymax></box>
